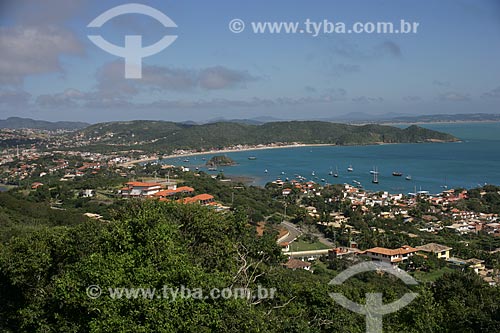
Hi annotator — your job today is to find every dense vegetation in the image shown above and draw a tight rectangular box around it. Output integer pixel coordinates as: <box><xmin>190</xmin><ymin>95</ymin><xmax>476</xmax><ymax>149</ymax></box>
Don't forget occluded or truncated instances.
<box><xmin>0</xmin><ymin>199</ymin><xmax>499</xmax><ymax>332</ymax></box>
<box><xmin>206</xmin><ymin>155</ymin><xmax>236</xmax><ymax>167</ymax></box>
<box><xmin>74</xmin><ymin>121</ymin><xmax>458</xmax><ymax>152</ymax></box>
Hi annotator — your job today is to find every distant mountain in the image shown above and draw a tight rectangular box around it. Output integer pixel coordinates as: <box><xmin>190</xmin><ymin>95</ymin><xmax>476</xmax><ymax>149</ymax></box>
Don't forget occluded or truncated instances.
<box><xmin>205</xmin><ymin>116</ymin><xmax>285</xmax><ymax>125</ymax></box>
<box><xmin>317</xmin><ymin>112</ymin><xmax>500</xmax><ymax>124</ymax></box>
<box><xmin>205</xmin><ymin>117</ymin><xmax>264</xmax><ymax>125</ymax></box>
<box><xmin>0</xmin><ymin>117</ymin><xmax>89</xmax><ymax>130</ymax></box>
<box><xmin>75</xmin><ymin>120</ymin><xmax>458</xmax><ymax>152</ymax></box>
<box><xmin>374</xmin><ymin>113</ymin><xmax>500</xmax><ymax>124</ymax></box>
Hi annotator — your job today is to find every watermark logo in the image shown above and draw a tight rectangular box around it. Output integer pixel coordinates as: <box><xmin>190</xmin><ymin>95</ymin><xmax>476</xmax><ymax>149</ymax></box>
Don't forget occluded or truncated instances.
<box><xmin>86</xmin><ymin>284</ymin><xmax>276</xmax><ymax>302</ymax></box>
<box><xmin>329</xmin><ymin>261</ymin><xmax>418</xmax><ymax>333</ymax></box>
<box><xmin>228</xmin><ymin>19</ymin><xmax>245</xmax><ymax>33</ymax></box>
<box><xmin>87</xmin><ymin>3</ymin><xmax>177</xmax><ymax>79</ymax></box>
<box><xmin>229</xmin><ymin>18</ymin><xmax>419</xmax><ymax>36</ymax></box>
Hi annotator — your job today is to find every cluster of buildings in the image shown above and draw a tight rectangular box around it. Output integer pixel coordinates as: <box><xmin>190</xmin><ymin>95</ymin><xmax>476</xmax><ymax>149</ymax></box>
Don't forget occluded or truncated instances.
<box><xmin>118</xmin><ymin>181</ymin><xmax>228</xmax><ymax>210</ymax></box>
<box><xmin>283</xmin><ymin>240</ymin><xmax>499</xmax><ymax>285</ymax></box>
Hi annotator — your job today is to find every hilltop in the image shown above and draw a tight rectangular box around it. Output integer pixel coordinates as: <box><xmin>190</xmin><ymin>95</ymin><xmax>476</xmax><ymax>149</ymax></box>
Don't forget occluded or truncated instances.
<box><xmin>74</xmin><ymin>120</ymin><xmax>458</xmax><ymax>152</ymax></box>
<box><xmin>0</xmin><ymin>117</ymin><xmax>89</xmax><ymax>131</ymax></box>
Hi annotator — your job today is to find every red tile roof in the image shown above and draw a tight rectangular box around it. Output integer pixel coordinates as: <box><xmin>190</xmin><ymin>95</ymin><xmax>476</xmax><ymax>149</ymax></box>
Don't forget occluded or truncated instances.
<box><xmin>179</xmin><ymin>194</ymin><xmax>215</xmax><ymax>204</ymax></box>
<box><xmin>125</xmin><ymin>182</ymin><xmax>161</xmax><ymax>187</ymax></box>
<box><xmin>153</xmin><ymin>186</ymin><xmax>194</xmax><ymax>197</ymax></box>
<box><xmin>364</xmin><ymin>245</ymin><xmax>418</xmax><ymax>256</ymax></box>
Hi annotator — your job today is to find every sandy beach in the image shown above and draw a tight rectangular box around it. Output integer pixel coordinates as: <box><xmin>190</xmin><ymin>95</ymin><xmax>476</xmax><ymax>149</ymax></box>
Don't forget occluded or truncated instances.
<box><xmin>120</xmin><ymin>143</ymin><xmax>335</xmax><ymax>167</ymax></box>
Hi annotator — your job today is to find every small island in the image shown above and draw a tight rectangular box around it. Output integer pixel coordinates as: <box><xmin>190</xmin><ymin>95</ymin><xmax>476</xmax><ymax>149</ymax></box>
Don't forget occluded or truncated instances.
<box><xmin>206</xmin><ymin>155</ymin><xmax>236</xmax><ymax>167</ymax></box>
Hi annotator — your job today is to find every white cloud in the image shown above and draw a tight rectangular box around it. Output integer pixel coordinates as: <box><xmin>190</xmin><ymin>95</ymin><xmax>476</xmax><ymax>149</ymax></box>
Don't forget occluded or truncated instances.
<box><xmin>0</xmin><ymin>90</ymin><xmax>31</xmax><ymax>105</ymax></box>
<box><xmin>481</xmin><ymin>86</ymin><xmax>500</xmax><ymax>99</ymax></box>
<box><xmin>352</xmin><ymin>96</ymin><xmax>384</xmax><ymax>104</ymax></box>
<box><xmin>438</xmin><ymin>92</ymin><xmax>471</xmax><ymax>102</ymax></box>
<box><xmin>0</xmin><ymin>25</ymin><xmax>83</xmax><ymax>85</ymax></box>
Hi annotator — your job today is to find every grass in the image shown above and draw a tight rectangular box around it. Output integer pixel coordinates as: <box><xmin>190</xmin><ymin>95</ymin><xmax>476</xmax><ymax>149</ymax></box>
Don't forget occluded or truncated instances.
<box><xmin>412</xmin><ymin>266</ymin><xmax>454</xmax><ymax>282</ymax></box>
<box><xmin>289</xmin><ymin>239</ymin><xmax>330</xmax><ymax>252</ymax></box>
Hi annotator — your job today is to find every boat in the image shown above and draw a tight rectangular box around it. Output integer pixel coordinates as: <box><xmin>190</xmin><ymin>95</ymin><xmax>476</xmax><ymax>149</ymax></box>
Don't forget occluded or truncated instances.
<box><xmin>405</xmin><ymin>175</ymin><xmax>412</xmax><ymax>181</ymax></box>
<box><xmin>328</xmin><ymin>170</ymin><xmax>333</xmax><ymax>176</ymax></box>
<box><xmin>441</xmin><ymin>176</ymin><xmax>448</xmax><ymax>189</ymax></box>
<box><xmin>321</xmin><ymin>178</ymin><xmax>326</xmax><ymax>182</ymax></box>
<box><xmin>392</xmin><ymin>172</ymin><xmax>403</xmax><ymax>177</ymax></box>
<box><xmin>347</xmin><ymin>165</ymin><xmax>353</xmax><ymax>172</ymax></box>
<box><xmin>333</xmin><ymin>166</ymin><xmax>339</xmax><ymax>178</ymax></box>
<box><xmin>183</xmin><ymin>159</ymin><xmax>190</xmax><ymax>163</ymax></box>
<box><xmin>264</xmin><ymin>169</ymin><xmax>268</xmax><ymax>173</ymax></box>
<box><xmin>372</xmin><ymin>167</ymin><xmax>379</xmax><ymax>184</ymax></box>
<box><xmin>312</xmin><ymin>171</ymin><xmax>315</xmax><ymax>176</ymax></box>
<box><xmin>281</xmin><ymin>171</ymin><xmax>285</xmax><ymax>175</ymax></box>
<box><xmin>248</xmin><ymin>156</ymin><xmax>257</xmax><ymax>160</ymax></box>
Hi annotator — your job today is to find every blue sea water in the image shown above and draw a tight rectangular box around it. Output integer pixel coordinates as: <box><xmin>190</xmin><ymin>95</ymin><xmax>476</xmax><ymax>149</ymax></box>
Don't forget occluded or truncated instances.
<box><xmin>161</xmin><ymin>122</ymin><xmax>500</xmax><ymax>194</ymax></box>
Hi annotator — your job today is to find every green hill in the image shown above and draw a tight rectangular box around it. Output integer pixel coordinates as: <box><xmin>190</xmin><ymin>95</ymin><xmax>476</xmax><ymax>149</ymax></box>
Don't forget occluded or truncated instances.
<box><xmin>76</xmin><ymin>120</ymin><xmax>458</xmax><ymax>152</ymax></box>
<box><xmin>0</xmin><ymin>117</ymin><xmax>89</xmax><ymax>130</ymax></box>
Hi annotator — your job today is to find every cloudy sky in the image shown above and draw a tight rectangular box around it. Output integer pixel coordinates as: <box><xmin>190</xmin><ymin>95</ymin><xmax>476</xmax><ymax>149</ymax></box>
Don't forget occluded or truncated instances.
<box><xmin>0</xmin><ymin>0</ymin><xmax>499</xmax><ymax>123</ymax></box>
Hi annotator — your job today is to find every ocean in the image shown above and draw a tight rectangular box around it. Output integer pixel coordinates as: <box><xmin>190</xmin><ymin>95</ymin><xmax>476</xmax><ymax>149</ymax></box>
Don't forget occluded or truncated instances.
<box><xmin>161</xmin><ymin>122</ymin><xmax>500</xmax><ymax>194</ymax></box>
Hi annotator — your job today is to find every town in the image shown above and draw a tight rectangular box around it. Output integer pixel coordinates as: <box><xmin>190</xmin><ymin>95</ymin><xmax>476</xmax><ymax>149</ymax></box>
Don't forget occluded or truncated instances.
<box><xmin>2</xmin><ymin>133</ymin><xmax>499</xmax><ymax>287</ymax></box>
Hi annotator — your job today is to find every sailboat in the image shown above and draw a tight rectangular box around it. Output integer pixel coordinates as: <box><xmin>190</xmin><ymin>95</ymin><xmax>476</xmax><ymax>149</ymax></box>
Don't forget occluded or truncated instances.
<box><xmin>333</xmin><ymin>166</ymin><xmax>339</xmax><ymax>178</ymax></box>
<box><xmin>405</xmin><ymin>175</ymin><xmax>412</xmax><ymax>181</ymax></box>
<box><xmin>347</xmin><ymin>165</ymin><xmax>353</xmax><ymax>172</ymax></box>
<box><xmin>441</xmin><ymin>176</ymin><xmax>448</xmax><ymax>189</ymax></box>
<box><xmin>372</xmin><ymin>167</ymin><xmax>379</xmax><ymax>184</ymax></box>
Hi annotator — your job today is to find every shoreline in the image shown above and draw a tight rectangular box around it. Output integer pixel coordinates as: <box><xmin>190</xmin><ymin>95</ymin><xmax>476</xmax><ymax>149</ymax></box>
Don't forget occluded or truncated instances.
<box><xmin>373</xmin><ymin>120</ymin><xmax>500</xmax><ymax>126</ymax></box>
<box><xmin>120</xmin><ymin>140</ymin><xmax>460</xmax><ymax>167</ymax></box>
<box><xmin>120</xmin><ymin>143</ymin><xmax>336</xmax><ymax>166</ymax></box>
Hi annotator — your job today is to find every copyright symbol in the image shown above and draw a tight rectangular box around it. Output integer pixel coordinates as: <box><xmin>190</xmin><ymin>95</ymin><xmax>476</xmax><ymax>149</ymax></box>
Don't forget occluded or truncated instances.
<box><xmin>229</xmin><ymin>19</ymin><xmax>245</xmax><ymax>33</ymax></box>
<box><xmin>86</xmin><ymin>285</ymin><xmax>102</xmax><ymax>299</ymax></box>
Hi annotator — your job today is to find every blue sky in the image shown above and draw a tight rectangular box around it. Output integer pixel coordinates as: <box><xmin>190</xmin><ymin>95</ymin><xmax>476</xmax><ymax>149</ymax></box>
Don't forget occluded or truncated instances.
<box><xmin>0</xmin><ymin>0</ymin><xmax>499</xmax><ymax>122</ymax></box>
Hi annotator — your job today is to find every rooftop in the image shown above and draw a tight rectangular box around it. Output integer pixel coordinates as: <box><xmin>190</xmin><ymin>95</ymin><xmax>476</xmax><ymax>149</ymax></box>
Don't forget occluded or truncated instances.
<box><xmin>364</xmin><ymin>245</ymin><xmax>418</xmax><ymax>256</ymax></box>
<box><xmin>416</xmin><ymin>243</ymin><xmax>452</xmax><ymax>253</ymax></box>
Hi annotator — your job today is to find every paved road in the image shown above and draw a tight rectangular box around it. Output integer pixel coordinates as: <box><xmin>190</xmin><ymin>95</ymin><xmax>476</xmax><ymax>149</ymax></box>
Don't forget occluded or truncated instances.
<box><xmin>280</xmin><ymin>221</ymin><xmax>302</xmax><ymax>243</ymax></box>
<box><xmin>280</xmin><ymin>221</ymin><xmax>335</xmax><ymax>248</ymax></box>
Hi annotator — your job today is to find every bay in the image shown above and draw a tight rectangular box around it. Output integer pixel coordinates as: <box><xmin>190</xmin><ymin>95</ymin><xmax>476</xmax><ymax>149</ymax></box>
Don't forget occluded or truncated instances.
<box><xmin>161</xmin><ymin>122</ymin><xmax>500</xmax><ymax>194</ymax></box>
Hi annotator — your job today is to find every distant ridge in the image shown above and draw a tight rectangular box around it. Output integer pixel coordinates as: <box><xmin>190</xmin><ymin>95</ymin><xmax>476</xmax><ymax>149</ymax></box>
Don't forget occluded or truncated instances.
<box><xmin>0</xmin><ymin>117</ymin><xmax>90</xmax><ymax>130</ymax></box>
<box><xmin>75</xmin><ymin>120</ymin><xmax>458</xmax><ymax>152</ymax></box>
<box><xmin>186</xmin><ymin>113</ymin><xmax>500</xmax><ymax>125</ymax></box>
<box><xmin>371</xmin><ymin>113</ymin><xmax>500</xmax><ymax>124</ymax></box>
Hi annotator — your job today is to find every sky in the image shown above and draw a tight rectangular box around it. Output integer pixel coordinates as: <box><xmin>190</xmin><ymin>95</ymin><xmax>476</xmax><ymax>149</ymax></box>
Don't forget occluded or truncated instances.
<box><xmin>0</xmin><ymin>0</ymin><xmax>499</xmax><ymax>123</ymax></box>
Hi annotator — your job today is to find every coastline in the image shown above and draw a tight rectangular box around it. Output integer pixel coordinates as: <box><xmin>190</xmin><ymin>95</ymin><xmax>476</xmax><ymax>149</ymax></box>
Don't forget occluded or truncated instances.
<box><xmin>120</xmin><ymin>139</ymin><xmax>458</xmax><ymax>167</ymax></box>
<box><xmin>120</xmin><ymin>143</ymin><xmax>335</xmax><ymax>166</ymax></box>
<box><xmin>373</xmin><ymin>120</ymin><xmax>500</xmax><ymax>126</ymax></box>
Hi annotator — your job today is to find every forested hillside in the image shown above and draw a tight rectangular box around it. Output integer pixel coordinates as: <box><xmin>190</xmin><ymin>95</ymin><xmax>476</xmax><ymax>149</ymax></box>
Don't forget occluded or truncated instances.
<box><xmin>74</xmin><ymin>121</ymin><xmax>458</xmax><ymax>152</ymax></box>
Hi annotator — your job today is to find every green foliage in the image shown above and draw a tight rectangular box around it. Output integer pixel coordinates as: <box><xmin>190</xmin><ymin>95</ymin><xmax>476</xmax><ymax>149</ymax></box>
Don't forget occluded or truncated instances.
<box><xmin>206</xmin><ymin>155</ymin><xmax>236</xmax><ymax>167</ymax></box>
<box><xmin>1</xmin><ymin>199</ymin><xmax>499</xmax><ymax>332</ymax></box>
<box><xmin>73</xmin><ymin>121</ymin><xmax>458</xmax><ymax>153</ymax></box>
